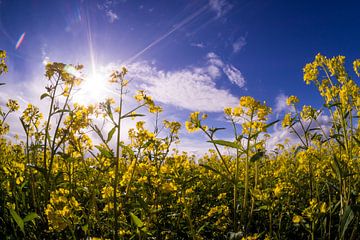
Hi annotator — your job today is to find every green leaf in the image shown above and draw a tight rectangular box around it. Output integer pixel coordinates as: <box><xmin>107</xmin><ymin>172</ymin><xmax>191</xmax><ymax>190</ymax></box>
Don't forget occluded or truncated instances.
<box><xmin>23</xmin><ymin>212</ymin><xmax>39</xmax><ymax>223</ymax></box>
<box><xmin>324</xmin><ymin>102</ymin><xmax>341</xmax><ymax>108</ymax></box>
<box><xmin>340</xmin><ymin>206</ymin><xmax>354</xmax><ymax>239</ymax></box>
<box><xmin>197</xmin><ymin>222</ymin><xmax>209</xmax><ymax>233</ymax></box>
<box><xmin>9</xmin><ymin>209</ymin><xmax>24</xmax><ymax>234</ymax></box>
<box><xmin>119</xmin><ymin>142</ymin><xmax>135</xmax><ymax>159</ymax></box>
<box><xmin>52</xmin><ymin>109</ymin><xmax>70</xmax><ymax>115</ymax></box>
<box><xmin>353</xmin><ymin>136</ymin><xmax>360</xmax><ymax>146</ymax></box>
<box><xmin>130</xmin><ymin>212</ymin><xmax>144</xmax><ymax>228</ymax></box>
<box><xmin>19</xmin><ymin>181</ymin><xmax>28</xmax><ymax>190</ymax></box>
<box><xmin>93</xmin><ymin>124</ymin><xmax>105</xmax><ymax>141</ymax></box>
<box><xmin>258</xmin><ymin>205</ymin><xmax>270</xmax><ymax>211</ymax></box>
<box><xmin>121</xmin><ymin>113</ymin><xmax>145</xmax><ymax>119</ymax></box>
<box><xmin>106</xmin><ymin>126</ymin><xmax>117</xmax><ymax>143</ymax></box>
<box><xmin>81</xmin><ymin>224</ymin><xmax>89</xmax><ymax>233</ymax></box>
<box><xmin>331</xmin><ymin>155</ymin><xmax>343</xmax><ymax>179</ymax></box>
<box><xmin>264</xmin><ymin>120</ymin><xmax>279</xmax><ymax>130</ymax></box>
<box><xmin>208</xmin><ymin>140</ymin><xmax>242</xmax><ymax>149</ymax></box>
<box><xmin>334</xmin><ymin>138</ymin><xmax>345</xmax><ymax>150</ymax></box>
<box><xmin>249</xmin><ymin>132</ymin><xmax>261</xmax><ymax>140</ymax></box>
<box><xmin>250</xmin><ymin>151</ymin><xmax>265</xmax><ymax>162</ymax></box>
<box><xmin>28</xmin><ymin>165</ymin><xmax>48</xmax><ymax>178</ymax></box>
<box><xmin>308</xmin><ymin>127</ymin><xmax>321</xmax><ymax>131</ymax></box>
<box><xmin>40</xmin><ymin>93</ymin><xmax>50</xmax><ymax>100</ymax></box>
<box><xmin>200</xmin><ymin>164</ymin><xmax>234</xmax><ymax>184</ymax></box>
<box><xmin>19</xmin><ymin>117</ymin><xmax>28</xmax><ymax>133</ymax></box>
<box><xmin>106</xmin><ymin>103</ymin><xmax>114</xmax><ymax>122</ymax></box>
<box><xmin>95</xmin><ymin>145</ymin><xmax>114</xmax><ymax>158</ymax></box>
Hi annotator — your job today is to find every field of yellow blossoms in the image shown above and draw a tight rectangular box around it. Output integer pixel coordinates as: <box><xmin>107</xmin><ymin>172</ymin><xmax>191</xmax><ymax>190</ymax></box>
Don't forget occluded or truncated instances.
<box><xmin>1</xmin><ymin>50</ymin><xmax>359</xmax><ymax>239</ymax></box>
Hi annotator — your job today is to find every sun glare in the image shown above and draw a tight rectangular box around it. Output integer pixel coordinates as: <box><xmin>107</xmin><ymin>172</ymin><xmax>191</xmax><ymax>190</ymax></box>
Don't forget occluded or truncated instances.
<box><xmin>73</xmin><ymin>71</ymin><xmax>108</xmax><ymax>105</ymax></box>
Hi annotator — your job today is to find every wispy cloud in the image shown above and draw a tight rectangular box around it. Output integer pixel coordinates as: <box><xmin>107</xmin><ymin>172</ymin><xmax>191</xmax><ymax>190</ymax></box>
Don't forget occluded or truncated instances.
<box><xmin>125</xmin><ymin>5</ymin><xmax>209</xmax><ymax>64</ymax></box>
<box><xmin>209</xmin><ymin>0</ymin><xmax>233</xmax><ymax>18</ymax></box>
<box><xmin>223</xmin><ymin>65</ymin><xmax>245</xmax><ymax>88</ymax></box>
<box><xmin>106</xmin><ymin>10</ymin><xmax>119</xmax><ymax>23</ymax></box>
<box><xmin>206</xmin><ymin>52</ymin><xmax>246</xmax><ymax>88</ymax></box>
<box><xmin>191</xmin><ymin>42</ymin><xmax>206</xmax><ymax>48</ymax></box>
<box><xmin>274</xmin><ymin>93</ymin><xmax>292</xmax><ymax>115</ymax></box>
<box><xmin>232</xmin><ymin>36</ymin><xmax>246</xmax><ymax>53</ymax></box>
<box><xmin>97</xmin><ymin>0</ymin><xmax>120</xmax><ymax>23</ymax></box>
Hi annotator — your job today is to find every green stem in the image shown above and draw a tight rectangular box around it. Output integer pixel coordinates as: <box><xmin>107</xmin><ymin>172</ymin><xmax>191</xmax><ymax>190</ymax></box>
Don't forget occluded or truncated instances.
<box><xmin>43</xmin><ymin>75</ymin><xmax>60</xmax><ymax>172</ymax></box>
<box><xmin>114</xmin><ymin>81</ymin><xmax>124</xmax><ymax>240</ymax></box>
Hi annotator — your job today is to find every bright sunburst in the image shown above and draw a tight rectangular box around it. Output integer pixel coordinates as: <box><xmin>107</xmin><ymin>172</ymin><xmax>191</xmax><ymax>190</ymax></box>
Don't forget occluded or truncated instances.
<box><xmin>72</xmin><ymin>70</ymin><xmax>109</xmax><ymax>105</ymax></box>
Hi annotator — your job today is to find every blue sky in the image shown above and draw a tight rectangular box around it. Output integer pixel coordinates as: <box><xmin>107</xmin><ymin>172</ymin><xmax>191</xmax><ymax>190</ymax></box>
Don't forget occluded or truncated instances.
<box><xmin>1</xmin><ymin>0</ymin><xmax>360</xmax><ymax>153</ymax></box>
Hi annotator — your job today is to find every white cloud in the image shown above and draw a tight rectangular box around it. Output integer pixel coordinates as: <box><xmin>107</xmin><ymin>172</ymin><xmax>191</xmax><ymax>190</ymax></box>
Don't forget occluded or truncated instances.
<box><xmin>191</xmin><ymin>42</ymin><xmax>205</xmax><ymax>48</ymax></box>
<box><xmin>127</xmin><ymin>61</ymin><xmax>239</xmax><ymax>112</ymax></box>
<box><xmin>233</xmin><ymin>36</ymin><xmax>246</xmax><ymax>53</ymax></box>
<box><xmin>207</xmin><ymin>65</ymin><xmax>221</xmax><ymax>78</ymax></box>
<box><xmin>207</xmin><ymin>52</ymin><xmax>224</xmax><ymax>67</ymax></box>
<box><xmin>175</xmin><ymin>136</ymin><xmax>213</xmax><ymax>156</ymax></box>
<box><xmin>209</xmin><ymin>0</ymin><xmax>232</xmax><ymax>18</ymax></box>
<box><xmin>266</xmin><ymin>112</ymin><xmax>332</xmax><ymax>151</ymax></box>
<box><xmin>274</xmin><ymin>93</ymin><xmax>292</xmax><ymax>114</ymax></box>
<box><xmin>106</xmin><ymin>10</ymin><xmax>119</xmax><ymax>23</ymax></box>
<box><xmin>206</xmin><ymin>52</ymin><xmax>246</xmax><ymax>88</ymax></box>
<box><xmin>97</xmin><ymin>0</ymin><xmax>120</xmax><ymax>23</ymax></box>
<box><xmin>223</xmin><ymin>65</ymin><xmax>245</xmax><ymax>88</ymax></box>
<box><xmin>122</xmin><ymin>52</ymin><xmax>247</xmax><ymax>112</ymax></box>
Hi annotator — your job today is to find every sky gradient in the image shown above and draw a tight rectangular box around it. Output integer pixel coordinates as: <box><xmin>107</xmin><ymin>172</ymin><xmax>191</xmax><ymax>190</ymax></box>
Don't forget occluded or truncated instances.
<box><xmin>1</xmin><ymin>0</ymin><xmax>360</xmax><ymax>154</ymax></box>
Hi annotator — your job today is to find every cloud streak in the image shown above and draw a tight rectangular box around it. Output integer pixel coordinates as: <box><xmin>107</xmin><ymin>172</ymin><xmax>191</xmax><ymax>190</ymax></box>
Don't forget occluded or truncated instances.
<box><xmin>232</xmin><ymin>36</ymin><xmax>246</xmax><ymax>53</ymax></box>
<box><xmin>209</xmin><ymin>0</ymin><xmax>233</xmax><ymax>18</ymax></box>
<box><xmin>207</xmin><ymin>52</ymin><xmax>246</xmax><ymax>88</ymax></box>
<box><xmin>125</xmin><ymin>5</ymin><xmax>209</xmax><ymax>64</ymax></box>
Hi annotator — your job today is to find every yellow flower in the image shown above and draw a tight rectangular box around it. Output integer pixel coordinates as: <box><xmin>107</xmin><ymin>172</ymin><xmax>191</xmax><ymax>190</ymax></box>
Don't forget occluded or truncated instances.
<box><xmin>16</xmin><ymin>176</ymin><xmax>24</xmax><ymax>185</ymax></box>
<box><xmin>6</xmin><ymin>99</ymin><xmax>20</xmax><ymax>112</ymax></box>
<box><xmin>303</xmin><ymin>61</ymin><xmax>319</xmax><ymax>84</ymax></box>
<box><xmin>320</xmin><ymin>202</ymin><xmax>327</xmax><ymax>213</ymax></box>
<box><xmin>300</xmin><ymin>105</ymin><xmax>315</xmax><ymax>120</ymax></box>
<box><xmin>282</xmin><ymin>113</ymin><xmax>292</xmax><ymax>128</ymax></box>
<box><xmin>185</xmin><ymin>121</ymin><xmax>199</xmax><ymax>133</ymax></box>
<box><xmin>185</xmin><ymin>112</ymin><xmax>205</xmax><ymax>133</ymax></box>
<box><xmin>134</xmin><ymin>90</ymin><xmax>144</xmax><ymax>102</ymax></box>
<box><xmin>224</xmin><ymin>107</ymin><xmax>232</xmax><ymax>116</ymax></box>
<box><xmin>137</xmin><ymin>176</ymin><xmax>148</xmax><ymax>184</ymax></box>
<box><xmin>353</xmin><ymin>59</ymin><xmax>360</xmax><ymax>77</ymax></box>
<box><xmin>217</xmin><ymin>193</ymin><xmax>227</xmax><ymax>200</ymax></box>
<box><xmin>273</xmin><ymin>183</ymin><xmax>282</xmax><ymax>197</ymax></box>
<box><xmin>101</xmin><ymin>186</ymin><xmax>114</xmax><ymax>199</ymax></box>
<box><xmin>292</xmin><ymin>215</ymin><xmax>302</xmax><ymax>224</ymax></box>
<box><xmin>286</xmin><ymin>95</ymin><xmax>299</xmax><ymax>106</ymax></box>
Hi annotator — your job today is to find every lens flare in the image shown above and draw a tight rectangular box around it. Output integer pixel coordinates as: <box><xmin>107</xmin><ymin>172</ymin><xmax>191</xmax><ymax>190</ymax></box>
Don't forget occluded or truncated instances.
<box><xmin>15</xmin><ymin>32</ymin><xmax>26</xmax><ymax>49</ymax></box>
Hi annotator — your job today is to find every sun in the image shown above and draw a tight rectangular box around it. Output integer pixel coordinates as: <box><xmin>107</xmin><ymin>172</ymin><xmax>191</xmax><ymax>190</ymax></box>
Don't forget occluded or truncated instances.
<box><xmin>72</xmin><ymin>70</ymin><xmax>109</xmax><ymax>105</ymax></box>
